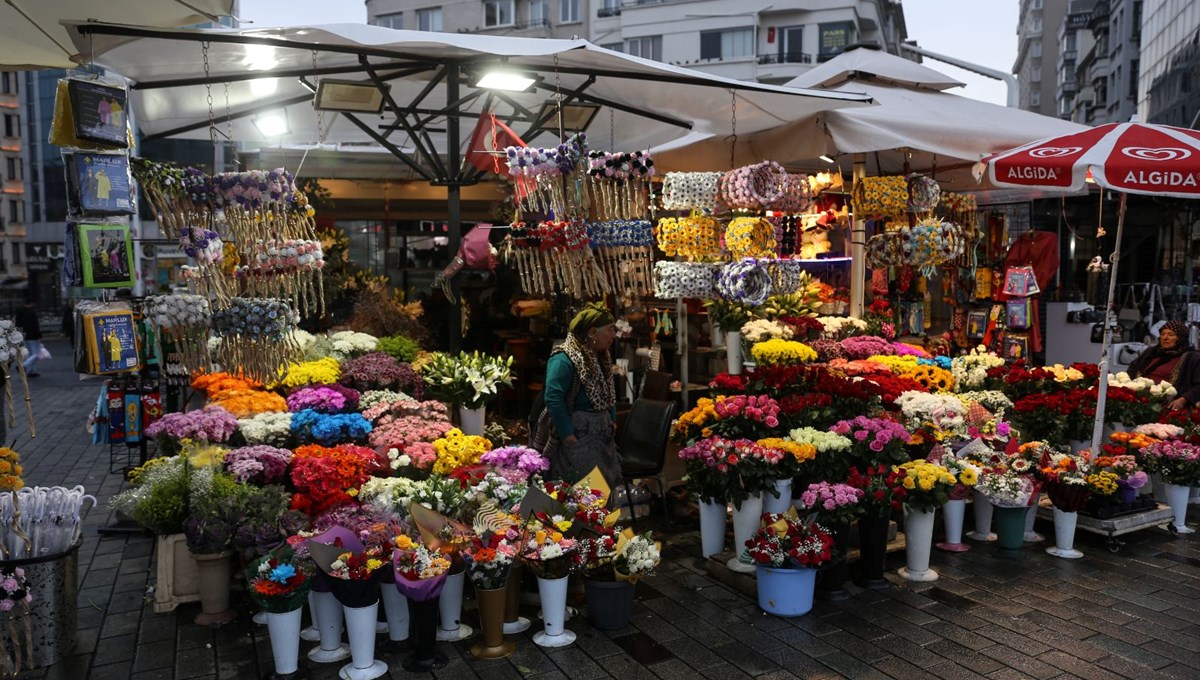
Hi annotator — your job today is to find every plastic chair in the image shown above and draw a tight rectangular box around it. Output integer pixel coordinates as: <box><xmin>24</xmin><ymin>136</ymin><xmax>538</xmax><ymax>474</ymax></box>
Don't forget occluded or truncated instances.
<box><xmin>617</xmin><ymin>398</ymin><xmax>678</xmax><ymax>528</ymax></box>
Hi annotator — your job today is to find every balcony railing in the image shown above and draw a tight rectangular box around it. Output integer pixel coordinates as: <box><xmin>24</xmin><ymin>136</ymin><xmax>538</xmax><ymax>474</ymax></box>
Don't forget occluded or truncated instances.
<box><xmin>757</xmin><ymin>52</ymin><xmax>813</xmax><ymax>65</ymax></box>
<box><xmin>597</xmin><ymin>6</ymin><xmax>620</xmax><ymax>17</ymax></box>
<box><xmin>1061</xmin><ymin>49</ymin><xmax>1078</xmax><ymax>62</ymax></box>
<box><xmin>514</xmin><ymin>18</ymin><xmax>551</xmax><ymax>29</ymax></box>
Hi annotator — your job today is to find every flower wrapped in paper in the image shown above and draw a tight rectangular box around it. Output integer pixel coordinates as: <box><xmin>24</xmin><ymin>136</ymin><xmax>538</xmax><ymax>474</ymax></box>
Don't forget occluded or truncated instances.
<box><xmin>391</xmin><ymin>534</ymin><xmax>451</xmax><ymax>602</ymax></box>
<box><xmin>246</xmin><ymin>545</ymin><xmax>312</xmax><ymax>614</ymax></box>
<box><xmin>613</xmin><ymin>529</ymin><xmax>661</xmax><ymax>584</ymax></box>
<box><xmin>306</xmin><ymin>525</ymin><xmax>386</xmax><ymax>608</ymax></box>
<box><xmin>746</xmin><ymin>509</ymin><xmax>834</xmax><ymax>570</ymax></box>
<box><xmin>463</xmin><ymin>502</ymin><xmax>519</xmax><ymax>590</ymax></box>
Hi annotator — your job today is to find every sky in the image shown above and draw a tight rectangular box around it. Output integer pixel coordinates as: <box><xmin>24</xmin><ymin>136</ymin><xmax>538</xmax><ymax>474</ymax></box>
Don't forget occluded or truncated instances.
<box><xmin>238</xmin><ymin>0</ymin><xmax>1017</xmax><ymax>106</ymax></box>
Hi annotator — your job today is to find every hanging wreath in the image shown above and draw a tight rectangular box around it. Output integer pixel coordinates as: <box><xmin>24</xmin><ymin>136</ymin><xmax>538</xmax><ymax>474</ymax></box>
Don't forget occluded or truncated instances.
<box><xmin>724</xmin><ymin>216</ymin><xmax>777</xmax><ymax>259</ymax></box>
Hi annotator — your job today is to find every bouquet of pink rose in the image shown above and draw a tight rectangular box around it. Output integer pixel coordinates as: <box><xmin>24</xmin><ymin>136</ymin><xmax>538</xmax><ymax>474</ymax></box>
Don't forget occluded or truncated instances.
<box><xmin>1140</xmin><ymin>439</ymin><xmax>1200</xmax><ymax>486</ymax></box>
<box><xmin>709</xmin><ymin>394</ymin><xmax>782</xmax><ymax>440</ymax></box>
<box><xmin>798</xmin><ymin>481</ymin><xmax>864</xmax><ymax>526</ymax></box>
<box><xmin>831</xmin><ymin>416</ymin><xmax>911</xmax><ymax>467</ymax></box>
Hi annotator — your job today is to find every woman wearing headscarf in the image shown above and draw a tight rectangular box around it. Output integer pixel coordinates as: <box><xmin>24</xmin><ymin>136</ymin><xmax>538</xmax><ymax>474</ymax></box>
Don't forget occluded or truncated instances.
<box><xmin>1128</xmin><ymin>320</ymin><xmax>1200</xmax><ymax>410</ymax></box>
<box><xmin>532</xmin><ymin>302</ymin><xmax>621</xmax><ymax>488</ymax></box>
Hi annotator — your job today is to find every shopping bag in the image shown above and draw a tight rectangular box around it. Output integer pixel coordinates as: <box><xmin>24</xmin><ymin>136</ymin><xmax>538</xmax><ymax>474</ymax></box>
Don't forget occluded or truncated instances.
<box><xmin>36</xmin><ymin>346</ymin><xmax>51</xmax><ymax>361</ymax></box>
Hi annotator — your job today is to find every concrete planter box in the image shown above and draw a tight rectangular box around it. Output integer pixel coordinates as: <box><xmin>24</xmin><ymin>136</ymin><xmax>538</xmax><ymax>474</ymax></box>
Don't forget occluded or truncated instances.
<box><xmin>154</xmin><ymin>533</ymin><xmax>201</xmax><ymax>613</ymax></box>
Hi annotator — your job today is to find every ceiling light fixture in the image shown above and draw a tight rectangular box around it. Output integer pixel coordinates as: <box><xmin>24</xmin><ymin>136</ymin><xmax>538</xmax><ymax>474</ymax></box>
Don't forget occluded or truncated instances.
<box><xmin>819</xmin><ymin>155</ymin><xmax>835</xmax><ymax>164</ymax></box>
<box><xmin>314</xmin><ymin>79</ymin><xmax>389</xmax><ymax>113</ymax></box>
<box><xmin>535</xmin><ymin>101</ymin><xmax>601</xmax><ymax>131</ymax></box>
<box><xmin>253</xmin><ymin>111</ymin><xmax>290</xmax><ymax>137</ymax></box>
<box><xmin>475</xmin><ymin>71</ymin><xmax>539</xmax><ymax>92</ymax></box>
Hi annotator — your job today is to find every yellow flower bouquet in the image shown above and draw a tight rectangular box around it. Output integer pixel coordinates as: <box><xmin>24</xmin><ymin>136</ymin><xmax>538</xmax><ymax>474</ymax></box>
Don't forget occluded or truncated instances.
<box><xmin>750</xmin><ymin>339</ymin><xmax>817</xmax><ymax>366</ymax></box>
<box><xmin>894</xmin><ymin>460</ymin><xmax>958</xmax><ymax>511</ymax></box>
<box><xmin>431</xmin><ymin>428</ymin><xmax>493</xmax><ymax>475</ymax></box>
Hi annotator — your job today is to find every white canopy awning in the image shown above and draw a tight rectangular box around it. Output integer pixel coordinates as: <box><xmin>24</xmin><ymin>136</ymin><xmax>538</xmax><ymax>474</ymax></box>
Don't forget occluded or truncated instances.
<box><xmin>65</xmin><ymin>22</ymin><xmax>873</xmax><ymax>177</ymax></box>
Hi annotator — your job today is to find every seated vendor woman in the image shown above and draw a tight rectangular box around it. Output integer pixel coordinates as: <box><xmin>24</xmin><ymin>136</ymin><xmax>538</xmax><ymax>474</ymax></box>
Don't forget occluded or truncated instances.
<box><xmin>1128</xmin><ymin>320</ymin><xmax>1200</xmax><ymax>410</ymax></box>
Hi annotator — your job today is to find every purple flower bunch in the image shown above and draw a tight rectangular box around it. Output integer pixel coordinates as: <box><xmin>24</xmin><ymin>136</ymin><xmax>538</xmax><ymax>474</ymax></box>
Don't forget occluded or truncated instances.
<box><xmin>799</xmin><ymin>482</ymin><xmax>864</xmax><ymax>526</ymax></box>
<box><xmin>892</xmin><ymin>343</ymin><xmax>931</xmax><ymax>358</ymax></box>
<box><xmin>224</xmin><ymin>445</ymin><xmax>293</xmax><ymax>485</ymax></box>
<box><xmin>287</xmin><ymin>386</ymin><xmax>348</xmax><ymax>413</ymax></box>
<box><xmin>830</xmin><ymin>416</ymin><xmax>911</xmax><ymax>466</ymax></box>
<box><xmin>146</xmin><ymin>405</ymin><xmax>239</xmax><ymax>443</ymax></box>
<box><xmin>1141</xmin><ymin>439</ymin><xmax>1200</xmax><ymax>485</ymax></box>
<box><xmin>340</xmin><ymin>352</ymin><xmax>424</xmax><ymax>395</ymax></box>
<box><xmin>809</xmin><ymin>338</ymin><xmax>847</xmax><ymax>363</ymax></box>
<box><xmin>480</xmin><ymin>446</ymin><xmax>550</xmax><ymax>481</ymax></box>
<box><xmin>0</xmin><ymin>567</ymin><xmax>29</xmax><ymax>611</ymax></box>
<box><xmin>840</xmin><ymin>335</ymin><xmax>896</xmax><ymax>360</ymax></box>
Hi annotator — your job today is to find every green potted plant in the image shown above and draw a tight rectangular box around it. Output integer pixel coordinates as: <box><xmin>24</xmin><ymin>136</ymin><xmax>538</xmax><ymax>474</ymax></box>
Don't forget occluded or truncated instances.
<box><xmin>184</xmin><ymin>465</ymin><xmax>243</xmax><ymax>625</ymax></box>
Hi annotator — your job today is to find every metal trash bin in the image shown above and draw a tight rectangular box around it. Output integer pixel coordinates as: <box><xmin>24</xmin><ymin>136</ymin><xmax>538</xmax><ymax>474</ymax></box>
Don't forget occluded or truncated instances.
<box><xmin>0</xmin><ymin>541</ymin><xmax>80</xmax><ymax>670</ymax></box>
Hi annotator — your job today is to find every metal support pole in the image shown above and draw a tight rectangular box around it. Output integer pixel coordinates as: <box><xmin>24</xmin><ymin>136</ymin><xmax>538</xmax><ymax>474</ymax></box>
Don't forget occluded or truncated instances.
<box><xmin>677</xmin><ymin>298</ymin><xmax>688</xmax><ymax>408</ymax></box>
<box><xmin>850</xmin><ymin>154</ymin><xmax>867</xmax><ymax>319</ymax></box>
<box><xmin>446</xmin><ymin>62</ymin><xmax>463</xmax><ymax>353</ymax></box>
<box><xmin>1090</xmin><ymin>192</ymin><xmax>1128</xmax><ymax>457</ymax></box>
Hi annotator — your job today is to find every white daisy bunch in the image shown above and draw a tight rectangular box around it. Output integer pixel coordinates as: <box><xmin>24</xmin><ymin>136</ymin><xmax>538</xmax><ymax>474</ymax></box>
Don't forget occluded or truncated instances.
<box><xmin>653</xmin><ymin>261</ymin><xmax>717</xmax><ymax>299</ymax></box>
<box><xmin>957</xmin><ymin>390</ymin><xmax>1013</xmax><ymax>414</ymax></box>
<box><xmin>327</xmin><ymin>331</ymin><xmax>378</xmax><ymax>361</ymax></box>
<box><xmin>660</xmin><ymin>172</ymin><xmax>723</xmax><ymax>211</ymax></box>
<box><xmin>142</xmin><ymin>294</ymin><xmax>211</xmax><ymax>330</ymax></box>
<box><xmin>358</xmin><ymin>476</ymin><xmax>420</xmax><ymax>516</ymax></box>
<box><xmin>817</xmin><ymin>316</ymin><xmax>867</xmax><ymax>340</ymax></box>
<box><xmin>950</xmin><ymin>346</ymin><xmax>1005</xmax><ymax>390</ymax></box>
<box><xmin>0</xmin><ymin>320</ymin><xmax>26</xmax><ymax>363</ymax></box>
<box><xmin>237</xmin><ymin>411</ymin><xmax>293</xmax><ymax>446</ymax></box>
<box><xmin>895</xmin><ymin>391</ymin><xmax>967</xmax><ymax>436</ymax></box>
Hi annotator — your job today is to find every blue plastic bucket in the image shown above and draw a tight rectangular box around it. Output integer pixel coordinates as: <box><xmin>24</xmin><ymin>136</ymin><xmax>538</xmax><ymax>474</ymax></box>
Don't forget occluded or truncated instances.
<box><xmin>756</xmin><ymin>566</ymin><xmax>816</xmax><ymax>617</ymax></box>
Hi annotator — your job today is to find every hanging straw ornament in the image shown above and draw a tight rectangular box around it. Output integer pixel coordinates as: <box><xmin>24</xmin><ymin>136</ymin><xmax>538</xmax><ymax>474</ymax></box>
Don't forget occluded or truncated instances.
<box><xmin>142</xmin><ymin>294</ymin><xmax>212</xmax><ymax>375</ymax></box>
<box><xmin>906</xmin><ymin>174</ymin><xmax>941</xmax><ymax>214</ymax></box>
<box><xmin>724</xmin><ymin>216</ymin><xmax>776</xmax><ymax>259</ymax></box>
<box><xmin>211</xmin><ymin>298</ymin><xmax>300</xmax><ymax>383</ymax></box>
<box><xmin>0</xmin><ymin>321</ymin><xmax>33</xmax><ymax>440</ymax></box>
<box><xmin>660</xmin><ymin>172</ymin><xmax>723</xmax><ymax>212</ymax></box>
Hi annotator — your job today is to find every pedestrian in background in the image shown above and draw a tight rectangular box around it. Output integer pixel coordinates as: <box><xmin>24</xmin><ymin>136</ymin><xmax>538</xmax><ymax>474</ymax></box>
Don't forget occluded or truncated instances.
<box><xmin>15</xmin><ymin>296</ymin><xmax>42</xmax><ymax>378</ymax></box>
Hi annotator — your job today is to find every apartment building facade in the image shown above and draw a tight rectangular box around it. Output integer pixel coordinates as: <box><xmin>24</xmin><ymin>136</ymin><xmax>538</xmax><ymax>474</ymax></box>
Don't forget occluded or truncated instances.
<box><xmin>0</xmin><ymin>73</ymin><xmax>25</xmax><ymax>288</ymax></box>
<box><xmin>364</xmin><ymin>0</ymin><xmax>909</xmax><ymax>85</ymax></box>
<box><xmin>1015</xmin><ymin>0</ymin><xmax>1068</xmax><ymax>115</ymax></box>
<box><xmin>1139</xmin><ymin>0</ymin><xmax>1200</xmax><ymax>126</ymax></box>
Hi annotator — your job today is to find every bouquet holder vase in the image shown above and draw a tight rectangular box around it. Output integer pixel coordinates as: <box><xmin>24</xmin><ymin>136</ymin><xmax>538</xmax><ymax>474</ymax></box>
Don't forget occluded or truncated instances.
<box><xmin>726</xmin><ymin>332</ymin><xmax>743</xmax><ymax>375</ymax></box>
<box><xmin>727</xmin><ymin>493</ymin><xmax>763</xmax><ymax>574</ymax></box>
<box><xmin>756</xmin><ymin>566</ymin><xmax>816</xmax><ymax>617</ymax></box>
<box><xmin>1024</xmin><ymin>491</ymin><xmax>1045</xmax><ymax>543</ymax></box>
<box><xmin>710</xmin><ymin>324</ymin><xmax>724</xmax><ymax>348</ymax></box>
<box><xmin>815</xmin><ymin>523</ymin><xmax>851</xmax><ymax>601</ymax></box>
<box><xmin>898</xmin><ymin>506</ymin><xmax>938</xmax><ymax>582</ymax></box>
<box><xmin>470</xmin><ymin>586</ymin><xmax>514</xmax><ymax>659</ymax></box>
<box><xmin>379</xmin><ymin>581</ymin><xmax>410</xmax><ymax>645</ymax></box>
<box><xmin>192</xmin><ymin>550</ymin><xmax>237</xmax><ymax>626</ymax></box>
<box><xmin>763</xmin><ymin>479</ymin><xmax>793</xmax><ymax>515</ymax></box>
<box><xmin>458</xmin><ymin>406</ymin><xmax>486</xmax><ymax>437</ymax></box>
<box><xmin>854</xmin><ymin>515</ymin><xmax>891</xmax><ymax>591</ymax></box>
<box><xmin>1046</xmin><ymin>508</ymin><xmax>1084</xmax><ymax>559</ymax></box>
<box><xmin>533</xmin><ymin>576</ymin><xmax>576</xmax><ymax>648</ymax></box>
<box><xmin>937</xmin><ymin>499</ymin><xmax>970</xmax><ymax>552</ymax></box>
<box><xmin>436</xmin><ymin>570</ymin><xmax>473</xmax><ymax>641</ymax></box>
<box><xmin>584</xmin><ymin>578</ymin><xmax>635</xmax><ymax>630</ymax></box>
<box><xmin>308</xmin><ymin>590</ymin><xmax>351</xmax><ymax>663</ymax></box>
<box><xmin>966</xmin><ymin>489</ymin><xmax>997</xmax><ymax>541</ymax></box>
<box><xmin>1068</xmin><ymin>439</ymin><xmax>1091</xmax><ymax>455</ymax></box>
<box><xmin>402</xmin><ymin>597</ymin><xmax>447</xmax><ymax>672</ymax></box>
<box><xmin>300</xmin><ymin>592</ymin><xmax>320</xmax><ymax>641</ymax></box>
<box><xmin>699</xmin><ymin>499</ymin><xmax>727</xmax><ymax>559</ymax></box>
<box><xmin>503</xmin><ymin>563</ymin><xmax>531</xmax><ymax>634</ymax></box>
<box><xmin>991</xmin><ymin>504</ymin><xmax>1027</xmax><ymax>551</ymax></box>
<box><xmin>340</xmin><ymin>601</ymin><xmax>388</xmax><ymax>680</ymax></box>
<box><xmin>263</xmin><ymin>607</ymin><xmax>303</xmax><ymax>680</ymax></box>
<box><xmin>1164</xmin><ymin>483</ymin><xmax>1196</xmax><ymax>534</ymax></box>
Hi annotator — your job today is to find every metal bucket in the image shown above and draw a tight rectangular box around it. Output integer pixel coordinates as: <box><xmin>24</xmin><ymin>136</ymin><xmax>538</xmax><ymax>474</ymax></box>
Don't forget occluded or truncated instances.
<box><xmin>0</xmin><ymin>542</ymin><xmax>80</xmax><ymax>670</ymax></box>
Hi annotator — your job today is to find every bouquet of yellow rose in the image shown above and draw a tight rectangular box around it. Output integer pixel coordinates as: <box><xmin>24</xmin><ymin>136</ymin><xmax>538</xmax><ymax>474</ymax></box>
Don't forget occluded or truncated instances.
<box><xmin>894</xmin><ymin>460</ymin><xmax>958</xmax><ymax>512</ymax></box>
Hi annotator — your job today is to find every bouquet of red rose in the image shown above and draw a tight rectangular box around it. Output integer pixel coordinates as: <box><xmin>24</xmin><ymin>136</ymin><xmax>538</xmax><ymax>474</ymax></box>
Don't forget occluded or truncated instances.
<box><xmin>845</xmin><ymin>464</ymin><xmax>907</xmax><ymax>516</ymax></box>
<box><xmin>745</xmin><ymin>513</ymin><xmax>835</xmax><ymax>569</ymax></box>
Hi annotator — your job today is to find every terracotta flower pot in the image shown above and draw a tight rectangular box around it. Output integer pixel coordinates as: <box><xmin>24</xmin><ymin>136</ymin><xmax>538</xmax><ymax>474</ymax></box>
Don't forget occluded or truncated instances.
<box><xmin>191</xmin><ymin>550</ymin><xmax>236</xmax><ymax>626</ymax></box>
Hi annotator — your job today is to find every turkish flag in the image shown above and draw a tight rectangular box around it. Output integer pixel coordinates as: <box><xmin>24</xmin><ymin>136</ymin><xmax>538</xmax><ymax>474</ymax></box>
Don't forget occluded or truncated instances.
<box><xmin>465</xmin><ymin>109</ymin><xmax>526</xmax><ymax>174</ymax></box>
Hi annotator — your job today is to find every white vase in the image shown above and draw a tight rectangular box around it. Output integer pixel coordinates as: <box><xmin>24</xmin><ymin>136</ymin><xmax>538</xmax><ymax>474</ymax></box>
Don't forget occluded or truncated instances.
<box><xmin>533</xmin><ymin>576</ymin><xmax>575</xmax><ymax>648</ymax></box>
<box><xmin>341</xmin><ymin>602</ymin><xmax>388</xmax><ymax>680</ymax></box>
<box><xmin>726</xmin><ymin>331</ymin><xmax>743</xmax><ymax>375</ymax></box>
<box><xmin>307</xmin><ymin>590</ymin><xmax>350</xmax><ymax>663</ymax></box>
<box><xmin>1046</xmin><ymin>508</ymin><xmax>1084</xmax><ymax>559</ymax></box>
<box><xmin>698</xmin><ymin>499</ymin><xmax>727</xmax><ymax>558</ymax></box>
<box><xmin>966</xmin><ymin>489</ymin><xmax>997</xmax><ymax>541</ymax></box>
<box><xmin>710</xmin><ymin>324</ymin><xmax>724</xmax><ymax>348</ymax></box>
<box><xmin>380</xmin><ymin>582</ymin><xmax>410</xmax><ymax>642</ymax></box>
<box><xmin>1024</xmin><ymin>491</ymin><xmax>1045</xmax><ymax>543</ymax></box>
<box><xmin>1151</xmin><ymin>473</ymin><xmax>1167</xmax><ymax>502</ymax></box>
<box><xmin>436</xmin><ymin>571</ymin><xmax>473</xmax><ymax>641</ymax></box>
<box><xmin>300</xmin><ymin>592</ymin><xmax>321</xmax><ymax>641</ymax></box>
<box><xmin>937</xmin><ymin>499</ymin><xmax>970</xmax><ymax>552</ymax></box>
<box><xmin>898</xmin><ymin>505</ymin><xmax>938</xmax><ymax>582</ymax></box>
<box><xmin>727</xmin><ymin>493</ymin><xmax>763</xmax><ymax>574</ymax></box>
<box><xmin>1164</xmin><ymin>483</ymin><xmax>1196</xmax><ymax>534</ymax></box>
<box><xmin>762</xmin><ymin>479</ymin><xmax>793</xmax><ymax>515</ymax></box>
<box><xmin>458</xmin><ymin>406</ymin><xmax>486</xmax><ymax>437</ymax></box>
<box><xmin>266</xmin><ymin>608</ymin><xmax>302</xmax><ymax>676</ymax></box>
<box><xmin>1068</xmin><ymin>439</ymin><xmax>1091</xmax><ymax>455</ymax></box>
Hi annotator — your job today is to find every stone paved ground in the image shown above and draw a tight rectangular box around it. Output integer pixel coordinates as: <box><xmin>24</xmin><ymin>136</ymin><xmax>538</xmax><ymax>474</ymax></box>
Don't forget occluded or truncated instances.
<box><xmin>13</xmin><ymin>337</ymin><xmax>1200</xmax><ymax>679</ymax></box>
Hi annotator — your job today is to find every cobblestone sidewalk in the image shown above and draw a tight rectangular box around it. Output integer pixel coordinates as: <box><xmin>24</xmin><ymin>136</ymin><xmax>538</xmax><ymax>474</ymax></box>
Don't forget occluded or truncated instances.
<box><xmin>12</xmin><ymin>338</ymin><xmax>1200</xmax><ymax>679</ymax></box>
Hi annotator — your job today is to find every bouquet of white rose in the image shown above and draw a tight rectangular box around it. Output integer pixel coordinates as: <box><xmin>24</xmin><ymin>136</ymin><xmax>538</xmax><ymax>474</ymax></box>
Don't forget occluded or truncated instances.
<box><xmin>950</xmin><ymin>347</ymin><xmax>1005</xmax><ymax>391</ymax></box>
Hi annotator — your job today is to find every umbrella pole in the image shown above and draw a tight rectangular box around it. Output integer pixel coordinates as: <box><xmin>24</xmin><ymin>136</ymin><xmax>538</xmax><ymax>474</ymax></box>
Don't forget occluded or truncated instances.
<box><xmin>1091</xmin><ymin>192</ymin><xmax>1128</xmax><ymax>457</ymax></box>
<box><xmin>850</xmin><ymin>154</ymin><xmax>867</xmax><ymax>319</ymax></box>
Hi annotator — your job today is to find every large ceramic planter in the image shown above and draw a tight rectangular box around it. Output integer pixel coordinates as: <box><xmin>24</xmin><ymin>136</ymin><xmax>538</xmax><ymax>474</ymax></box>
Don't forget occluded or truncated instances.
<box><xmin>1046</xmin><ymin>508</ymin><xmax>1084</xmax><ymax>559</ymax></box>
<box><xmin>763</xmin><ymin>479</ymin><xmax>793</xmax><ymax>515</ymax></box>
<box><xmin>503</xmin><ymin>563</ymin><xmax>531</xmax><ymax>634</ymax></box>
<box><xmin>726</xmin><ymin>332</ymin><xmax>743</xmax><ymax>375</ymax></box>
<box><xmin>533</xmin><ymin>576</ymin><xmax>575</xmax><ymax>648</ymax></box>
<box><xmin>308</xmin><ymin>588</ymin><xmax>351</xmax><ymax>663</ymax></box>
<box><xmin>584</xmin><ymin>579</ymin><xmax>635</xmax><ymax>631</ymax></box>
<box><xmin>458</xmin><ymin>406</ymin><xmax>486</xmax><ymax>437</ymax></box>
<box><xmin>340</xmin><ymin>602</ymin><xmax>387</xmax><ymax>680</ymax></box>
<box><xmin>816</xmin><ymin>523</ymin><xmax>851</xmax><ymax>601</ymax></box>
<box><xmin>756</xmin><ymin>566</ymin><xmax>816</xmax><ymax>617</ymax></box>
<box><xmin>698</xmin><ymin>499</ymin><xmax>727</xmax><ymax>558</ymax></box>
<box><xmin>728</xmin><ymin>493</ymin><xmax>763</xmax><ymax>574</ymax></box>
<box><xmin>966</xmin><ymin>490</ymin><xmax>997</xmax><ymax>541</ymax></box>
<box><xmin>992</xmin><ymin>504</ymin><xmax>1027</xmax><ymax>550</ymax></box>
<box><xmin>855</xmin><ymin>515</ymin><xmax>890</xmax><ymax>590</ymax></box>
<box><xmin>191</xmin><ymin>550</ymin><xmax>236</xmax><ymax>626</ymax></box>
<box><xmin>898</xmin><ymin>506</ymin><xmax>938</xmax><ymax>582</ymax></box>
<box><xmin>264</xmin><ymin>607</ymin><xmax>302</xmax><ymax>679</ymax></box>
<box><xmin>436</xmin><ymin>570</ymin><xmax>473</xmax><ymax>641</ymax></box>
<box><xmin>1164</xmin><ymin>483</ymin><xmax>1196</xmax><ymax>534</ymax></box>
<box><xmin>153</xmin><ymin>534</ymin><xmax>200</xmax><ymax>614</ymax></box>
<box><xmin>937</xmin><ymin>499</ymin><xmax>970</xmax><ymax>552</ymax></box>
<box><xmin>470</xmin><ymin>586</ymin><xmax>514</xmax><ymax>659</ymax></box>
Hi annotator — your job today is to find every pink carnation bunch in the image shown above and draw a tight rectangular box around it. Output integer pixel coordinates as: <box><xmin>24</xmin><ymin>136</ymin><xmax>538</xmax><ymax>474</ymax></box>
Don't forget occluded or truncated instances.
<box><xmin>286</xmin><ymin>386</ymin><xmax>347</xmax><ymax>413</ymax></box>
<box><xmin>840</xmin><ymin>336</ymin><xmax>895</xmax><ymax>360</ymax></box>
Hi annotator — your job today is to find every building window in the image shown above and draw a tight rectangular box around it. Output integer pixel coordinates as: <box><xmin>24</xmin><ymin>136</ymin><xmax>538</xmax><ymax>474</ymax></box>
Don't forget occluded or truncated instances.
<box><xmin>1032</xmin><ymin>0</ymin><xmax>1043</xmax><ymax>8</ymax></box>
<box><xmin>700</xmin><ymin>27</ymin><xmax>754</xmax><ymax>60</ymax></box>
<box><xmin>560</xmin><ymin>0</ymin><xmax>579</xmax><ymax>24</ymax></box>
<box><xmin>0</xmin><ymin>73</ymin><xmax>10</xmax><ymax>95</ymax></box>
<box><xmin>600</xmin><ymin>42</ymin><xmax>623</xmax><ymax>52</ymax></box>
<box><xmin>8</xmin><ymin>200</ymin><xmax>19</xmax><ymax>224</ymax></box>
<box><xmin>10</xmin><ymin>242</ymin><xmax>17</xmax><ymax>265</ymax></box>
<box><xmin>1031</xmin><ymin>91</ymin><xmax>1041</xmax><ymax>107</ymax></box>
<box><xmin>625</xmin><ymin>36</ymin><xmax>662</xmax><ymax>62</ymax></box>
<box><xmin>5</xmin><ymin>158</ymin><xmax>15</xmax><ymax>182</ymax></box>
<box><xmin>1129</xmin><ymin>59</ymin><xmax>1139</xmax><ymax>97</ymax></box>
<box><xmin>372</xmin><ymin>12</ymin><xmax>403</xmax><ymax>29</ymax></box>
<box><xmin>529</xmin><ymin>0</ymin><xmax>549</xmax><ymax>25</ymax></box>
<box><xmin>1032</xmin><ymin>65</ymin><xmax>1041</xmax><ymax>83</ymax></box>
<box><xmin>1032</xmin><ymin>16</ymin><xmax>1042</xmax><ymax>33</ymax></box>
<box><xmin>417</xmin><ymin>8</ymin><xmax>442</xmax><ymax>31</ymax></box>
<box><xmin>1065</xmin><ymin>32</ymin><xmax>1076</xmax><ymax>51</ymax></box>
<box><xmin>483</xmin><ymin>0</ymin><xmax>514</xmax><ymax>27</ymax></box>
<box><xmin>2</xmin><ymin>115</ymin><xmax>14</xmax><ymax>138</ymax></box>
<box><xmin>1032</xmin><ymin>41</ymin><xmax>1042</xmax><ymax>58</ymax></box>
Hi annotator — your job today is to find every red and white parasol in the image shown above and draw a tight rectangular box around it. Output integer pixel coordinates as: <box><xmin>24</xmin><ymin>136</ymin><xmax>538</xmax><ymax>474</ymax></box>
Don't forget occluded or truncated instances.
<box><xmin>981</xmin><ymin>118</ymin><xmax>1200</xmax><ymax>459</ymax></box>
